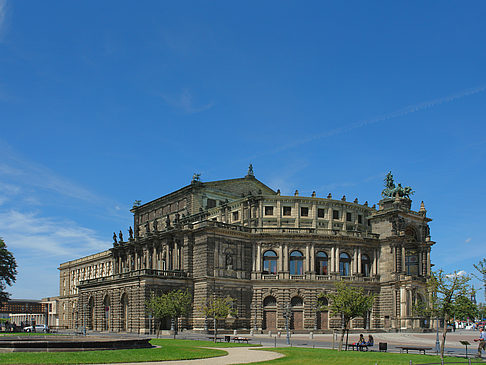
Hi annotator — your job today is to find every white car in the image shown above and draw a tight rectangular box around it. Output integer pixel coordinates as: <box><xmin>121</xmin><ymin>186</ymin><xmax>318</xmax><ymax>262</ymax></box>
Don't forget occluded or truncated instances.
<box><xmin>23</xmin><ymin>325</ymin><xmax>49</xmax><ymax>333</ymax></box>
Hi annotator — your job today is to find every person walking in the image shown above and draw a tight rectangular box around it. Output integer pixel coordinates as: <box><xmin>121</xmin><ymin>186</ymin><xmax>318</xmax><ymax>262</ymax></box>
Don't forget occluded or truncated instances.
<box><xmin>475</xmin><ymin>328</ymin><xmax>486</xmax><ymax>358</ymax></box>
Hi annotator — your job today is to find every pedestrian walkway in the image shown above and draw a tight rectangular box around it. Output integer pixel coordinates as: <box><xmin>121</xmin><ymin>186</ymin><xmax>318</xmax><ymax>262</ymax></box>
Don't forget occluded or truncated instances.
<box><xmin>102</xmin><ymin>347</ymin><xmax>284</xmax><ymax>365</ymax></box>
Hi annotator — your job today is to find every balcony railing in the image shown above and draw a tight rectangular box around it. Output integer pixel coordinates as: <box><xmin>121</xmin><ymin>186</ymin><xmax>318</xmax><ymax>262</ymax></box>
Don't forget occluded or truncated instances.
<box><xmin>79</xmin><ymin>269</ymin><xmax>187</xmax><ymax>285</ymax></box>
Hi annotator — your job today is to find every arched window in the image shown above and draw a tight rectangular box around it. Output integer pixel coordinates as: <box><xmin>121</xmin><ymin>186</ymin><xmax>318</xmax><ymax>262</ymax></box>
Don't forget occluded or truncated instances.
<box><xmin>317</xmin><ymin>296</ymin><xmax>328</xmax><ymax>308</ymax></box>
<box><xmin>263</xmin><ymin>250</ymin><xmax>278</xmax><ymax>274</ymax></box>
<box><xmin>339</xmin><ymin>252</ymin><xmax>351</xmax><ymax>276</ymax></box>
<box><xmin>87</xmin><ymin>297</ymin><xmax>94</xmax><ymax>330</ymax></box>
<box><xmin>291</xmin><ymin>296</ymin><xmax>303</xmax><ymax>307</ymax></box>
<box><xmin>361</xmin><ymin>254</ymin><xmax>370</xmax><ymax>277</ymax></box>
<box><xmin>290</xmin><ymin>251</ymin><xmax>304</xmax><ymax>275</ymax></box>
<box><xmin>263</xmin><ymin>296</ymin><xmax>277</xmax><ymax>308</ymax></box>
<box><xmin>103</xmin><ymin>295</ymin><xmax>110</xmax><ymax>331</ymax></box>
<box><xmin>315</xmin><ymin>251</ymin><xmax>328</xmax><ymax>275</ymax></box>
<box><xmin>121</xmin><ymin>293</ymin><xmax>129</xmax><ymax>331</ymax></box>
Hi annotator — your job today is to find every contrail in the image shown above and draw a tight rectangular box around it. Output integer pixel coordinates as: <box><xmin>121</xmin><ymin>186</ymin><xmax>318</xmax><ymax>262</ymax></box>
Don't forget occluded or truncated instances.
<box><xmin>266</xmin><ymin>85</ymin><xmax>486</xmax><ymax>155</ymax></box>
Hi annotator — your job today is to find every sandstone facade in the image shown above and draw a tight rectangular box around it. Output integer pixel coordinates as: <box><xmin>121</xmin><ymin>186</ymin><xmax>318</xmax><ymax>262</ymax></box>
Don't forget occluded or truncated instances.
<box><xmin>58</xmin><ymin>171</ymin><xmax>434</xmax><ymax>333</ymax></box>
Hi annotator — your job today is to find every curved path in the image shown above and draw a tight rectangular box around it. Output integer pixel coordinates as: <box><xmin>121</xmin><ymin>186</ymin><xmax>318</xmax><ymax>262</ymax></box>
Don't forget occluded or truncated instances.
<box><xmin>105</xmin><ymin>347</ymin><xmax>284</xmax><ymax>365</ymax></box>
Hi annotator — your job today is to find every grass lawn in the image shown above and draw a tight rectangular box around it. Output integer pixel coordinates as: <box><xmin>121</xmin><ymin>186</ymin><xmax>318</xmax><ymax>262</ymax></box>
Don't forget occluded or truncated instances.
<box><xmin>0</xmin><ymin>338</ymin><xmax>257</xmax><ymax>364</ymax></box>
<box><xmin>248</xmin><ymin>347</ymin><xmax>480</xmax><ymax>365</ymax></box>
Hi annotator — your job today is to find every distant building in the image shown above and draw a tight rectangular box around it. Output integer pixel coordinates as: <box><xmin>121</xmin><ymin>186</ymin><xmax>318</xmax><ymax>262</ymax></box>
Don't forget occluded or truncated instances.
<box><xmin>3</xmin><ymin>298</ymin><xmax>59</xmax><ymax>328</ymax></box>
<box><xmin>59</xmin><ymin>169</ymin><xmax>434</xmax><ymax>333</ymax></box>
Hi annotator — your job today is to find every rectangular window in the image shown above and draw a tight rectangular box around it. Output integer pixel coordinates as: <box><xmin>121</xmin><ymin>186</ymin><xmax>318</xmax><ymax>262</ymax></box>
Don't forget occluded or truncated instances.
<box><xmin>283</xmin><ymin>206</ymin><xmax>292</xmax><ymax>216</ymax></box>
<box><xmin>232</xmin><ymin>211</ymin><xmax>239</xmax><ymax>221</ymax></box>
<box><xmin>358</xmin><ymin>215</ymin><xmax>363</xmax><ymax>224</ymax></box>
<box><xmin>333</xmin><ymin>210</ymin><xmax>339</xmax><ymax>219</ymax></box>
<box><xmin>264</xmin><ymin>206</ymin><xmax>274</xmax><ymax>216</ymax></box>
<box><xmin>207</xmin><ymin>199</ymin><xmax>216</xmax><ymax>208</ymax></box>
<box><xmin>317</xmin><ymin>208</ymin><xmax>325</xmax><ymax>218</ymax></box>
<box><xmin>346</xmin><ymin>212</ymin><xmax>352</xmax><ymax>222</ymax></box>
<box><xmin>300</xmin><ymin>207</ymin><xmax>309</xmax><ymax>217</ymax></box>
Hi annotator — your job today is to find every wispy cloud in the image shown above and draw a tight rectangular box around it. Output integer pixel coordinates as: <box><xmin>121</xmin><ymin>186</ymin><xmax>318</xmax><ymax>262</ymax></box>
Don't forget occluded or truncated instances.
<box><xmin>161</xmin><ymin>89</ymin><xmax>214</xmax><ymax>114</ymax></box>
<box><xmin>445</xmin><ymin>270</ymin><xmax>468</xmax><ymax>278</ymax></box>
<box><xmin>0</xmin><ymin>141</ymin><xmax>126</xmax><ymax>218</ymax></box>
<box><xmin>260</xmin><ymin>85</ymin><xmax>486</xmax><ymax>157</ymax></box>
<box><xmin>465</xmin><ymin>238</ymin><xmax>472</xmax><ymax>244</ymax></box>
<box><xmin>0</xmin><ymin>209</ymin><xmax>111</xmax><ymax>299</ymax></box>
<box><xmin>0</xmin><ymin>210</ymin><xmax>109</xmax><ymax>257</ymax></box>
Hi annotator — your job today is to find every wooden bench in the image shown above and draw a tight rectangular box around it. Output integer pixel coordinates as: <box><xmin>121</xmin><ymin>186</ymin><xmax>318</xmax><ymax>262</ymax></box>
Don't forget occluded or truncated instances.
<box><xmin>232</xmin><ymin>337</ymin><xmax>250</xmax><ymax>344</ymax></box>
<box><xmin>349</xmin><ymin>343</ymin><xmax>370</xmax><ymax>351</ymax></box>
<box><xmin>397</xmin><ymin>346</ymin><xmax>431</xmax><ymax>355</ymax></box>
<box><xmin>207</xmin><ymin>336</ymin><xmax>224</xmax><ymax>343</ymax></box>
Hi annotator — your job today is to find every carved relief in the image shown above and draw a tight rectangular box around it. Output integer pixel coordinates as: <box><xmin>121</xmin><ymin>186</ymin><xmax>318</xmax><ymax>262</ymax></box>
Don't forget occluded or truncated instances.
<box><xmin>390</xmin><ymin>216</ymin><xmax>406</xmax><ymax>235</ymax></box>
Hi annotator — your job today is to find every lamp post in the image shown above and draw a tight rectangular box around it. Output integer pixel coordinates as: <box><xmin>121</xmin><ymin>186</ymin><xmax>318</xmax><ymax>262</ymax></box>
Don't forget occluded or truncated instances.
<box><xmin>283</xmin><ymin>302</ymin><xmax>291</xmax><ymax>345</ymax></box>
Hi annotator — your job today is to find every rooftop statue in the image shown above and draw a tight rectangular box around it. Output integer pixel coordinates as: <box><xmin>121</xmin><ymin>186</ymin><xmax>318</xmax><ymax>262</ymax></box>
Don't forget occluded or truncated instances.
<box><xmin>191</xmin><ymin>173</ymin><xmax>201</xmax><ymax>184</ymax></box>
<box><xmin>246</xmin><ymin>163</ymin><xmax>254</xmax><ymax>177</ymax></box>
<box><xmin>381</xmin><ymin>171</ymin><xmax>414</xmax><ymax>199</ymax></box>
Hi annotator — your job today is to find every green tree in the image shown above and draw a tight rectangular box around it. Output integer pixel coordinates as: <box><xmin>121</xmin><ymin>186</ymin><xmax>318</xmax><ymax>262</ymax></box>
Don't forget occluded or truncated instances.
<box><xmin>478</xmin><ymin>303</ymin><xmax>486</xmax><ymax>320</ymax></box>
<box><xmin>426</xmin><ymin>270</ymin><xmax>471</xmax><ymax>359</ymax></box>
<box><xmin>319</xmin><ymin>282</ymin><xmax>375</xmax><ymax>351</ymax></box>
<box><xmin>0</xmin><ymin>238</ymin><xmax>17</xmax><ymax>303</ymax></box>
<box><xmin>146</xmin><ymin>289</ymin><xmax>192</xmax><ymax>338</ymax></box>
<box><xmin>199</xmin><ymin>296</ymin><xmax>236</xmax><ymax>342</ymax></box>
<box><xmin>451</xmin><ymin>294</ymin><xmax>478</xmax><ymax>321</ymax></box>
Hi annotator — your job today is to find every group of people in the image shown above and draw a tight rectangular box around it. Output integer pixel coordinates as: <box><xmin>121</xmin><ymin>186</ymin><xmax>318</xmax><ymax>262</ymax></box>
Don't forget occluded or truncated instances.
<box><xmin>352</xmin><ymin>334</ymin><xmax>374</xmax><ymax>350</ymax></box>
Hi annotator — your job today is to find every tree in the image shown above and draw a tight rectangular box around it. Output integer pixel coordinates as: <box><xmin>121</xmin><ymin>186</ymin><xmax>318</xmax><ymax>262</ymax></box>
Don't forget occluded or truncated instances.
<box><xmin>319</xmin><ymin>282</ymin><xmax>375</xmax><ymax>351</ymax></box>
<box><xmin>199</xmin><ymin>296</ymin><xmax>236</xmax><ymax>342</ymax></box>
<box><xmin>0</xmin><ymin>238</ymin><xmax>17</xmax><ymax>303</ymax></box>
<box><xmin>146</xmin><ymin>289</ymin><xmax>192</xmax><ymax>338</ymax></box>
<box><xmin>478</xmin><ymin>303</ymin><xmax>486</xmax><ymax>321</ymax></box>
<box><xmin>451</xmin><ymin>295</ymin><xmax>478</xmax><ymax>322</ymax></box>
<box><xmin>426</xmin><ymin>270</ymin><xmax>471</xmax><ymax>359</ymax></box>
<box><xmin>474</xmin><ymin>259</ymin><xmax>486</xmax><ymax>299</ymax></box>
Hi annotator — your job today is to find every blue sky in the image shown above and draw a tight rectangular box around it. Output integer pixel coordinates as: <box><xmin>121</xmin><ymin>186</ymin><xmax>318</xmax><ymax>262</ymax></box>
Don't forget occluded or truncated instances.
<box><xmin>0</xmin><ymin>1</ymin><xmax>485</xmax><ymax>301</ymax></box>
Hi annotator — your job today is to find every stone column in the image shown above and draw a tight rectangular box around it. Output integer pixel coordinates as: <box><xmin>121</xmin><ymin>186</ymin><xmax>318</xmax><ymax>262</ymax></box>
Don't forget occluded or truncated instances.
<box><xmin>239</xmin><ymin>203</ymin><xmax>244</xmax><ymax>226</ymax></box>
<box><xmin>310</xmin><ymin>243</ymin><xmax>315</xmax><ymax>273</ymax></box>
<box><xmin>276</xmin><ymin>199</ymin><xmax>281</xmax><ymax>228</ymax></box>
<box><xmin>353</xmin><ymin>249</ymin><xmax>358</xmax><ymax>274</ymax></box>
<box><xmin>278</xmin><ymin>243</ymin><xmax>283</xmax><ymax>273</ymax></box>
<box><xmin>258</xmin><ymin>199</ymin><xmax>263</xmax><ymax>228</ymax></box>
<box><xmin>305</xmin><ymin>243</ymin><xmax>310</xmax><ymax>273</ymax></box>
<box><xmin>358</xmin><ymin>248</ymin><xmax>362</xmax><ymax>274</ymax></box>
<box><xmin>335</xmin><ymin>247</ymin><xmax>340</xmax><ymax>274</ymax></box>
<box><xmin>426</xmin><ymin>249</ymin><xmax>431</xmax><ymax>276</ymax></box>
<box><xmin>256</xmin><ymin>242</ymin><xmax>261</xmax><ymax>272</ymax></box>
<box><xmin>373</xmin><ymin>249</ymin><xmax>378</xmax><ymax>276</ymax></box>
<box><xmin>401</xmin><ymin>246</ymin><xmax>406</xmax><ymax>274</ymax></box>
<box><xmin>252</xmin><ymin>243</ymin><xmax>256</xmax><ymax>272</ymax></box>
<box><xmin>295</xmin><ymin>200</ymin><xmax>300</xmax><ymax>228</ymax></box>
<box><xmin>283</xmin><ymin>243</ymin><xmax>289</xmax><ymax>272</ymax></box>
<box><xmin>330</xmin><ymin>246</ymin><xmax>335</xmax><ymax>273</ymax></box>
<box><xmin>312</xmin><ymin>201</ymin><xmax>317</xmax><ymax>229</ymax></box>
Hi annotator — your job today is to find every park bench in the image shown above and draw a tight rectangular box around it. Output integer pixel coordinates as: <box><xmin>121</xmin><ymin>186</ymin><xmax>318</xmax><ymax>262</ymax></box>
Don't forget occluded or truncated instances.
<box><xmin>349</xmin><ymin>343</ymin><xmax>370</xmax><ymax>351</ymax></box>
<box><xmin>207</xmin><ymin>336</ymin><xmax>224</xmax><ymax>342</ymax></box>
<box><xmin>397</xmin><ymin>346</ymin><xmax>432</xmax><ymax>355</ymax></box>
<box><xmin>232</xmin><ymin>337</ymin><xmax>250</xmax><ymax>344</ymax></box>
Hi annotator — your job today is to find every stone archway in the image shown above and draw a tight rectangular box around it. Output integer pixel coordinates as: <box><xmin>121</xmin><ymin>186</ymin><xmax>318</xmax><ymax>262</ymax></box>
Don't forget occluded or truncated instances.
<box><xmin>290</xmin><ymin>296</ymin><xmax>304</xmax><ymax>330</ymax></box>
<box><xmin>262</xmin><ymin>296</ymin><xmax>277</xmax><ymax>331</ymax></box>
<box><xmin>103</xmin><ymin>295</ymin><xmax>110</xmax><ymax>331</ymax></box>
<box><xmin>87</xmin><ymin>297</ymin><xmax>94</xmax><ymax>330</ymax></box>
<box><xmin>316</xmin><ymin>297</ymin><xmax>328</xmax><ymax>330</ymax></box>
<box><xmin>121</xmin><ymin>293</ymin><xmax>129</xmax><ymax>332</ymax></box>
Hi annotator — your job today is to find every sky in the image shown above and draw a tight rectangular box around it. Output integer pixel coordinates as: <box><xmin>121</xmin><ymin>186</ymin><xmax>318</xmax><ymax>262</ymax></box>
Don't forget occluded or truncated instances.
<box><xmin>0</xmin><ymin>1</ymin><xmax>485</xmax><ymax>302</ymax></box>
